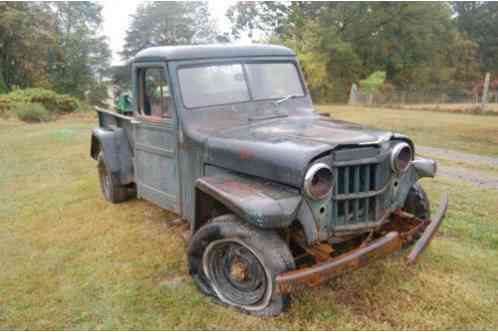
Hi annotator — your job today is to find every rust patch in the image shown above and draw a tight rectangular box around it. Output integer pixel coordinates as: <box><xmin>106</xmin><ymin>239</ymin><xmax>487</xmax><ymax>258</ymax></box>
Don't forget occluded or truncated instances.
<box><xmin>239</xmin><ymin>148</ymin><xmax>254</xmax><ymax>160</ymax></box>
<box><xmin>276</xmin><ymin>193</ymin><xmax>448</xmax><ymax>293</ymax></box>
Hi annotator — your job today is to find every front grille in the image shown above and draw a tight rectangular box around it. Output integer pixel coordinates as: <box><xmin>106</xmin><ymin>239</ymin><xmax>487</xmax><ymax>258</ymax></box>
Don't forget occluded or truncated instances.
<box><xmin>331</xmin><ymin>156</ymin><xmax>391</xmax><ymax>227</ymax></box>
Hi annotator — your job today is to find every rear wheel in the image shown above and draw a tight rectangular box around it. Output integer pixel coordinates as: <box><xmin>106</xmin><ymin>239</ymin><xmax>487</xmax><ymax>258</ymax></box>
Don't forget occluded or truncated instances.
<box><xmin>187</xmin><ymin>214</ymin><xmax>295</xmax><ymax>316</ymax></box>
<box><xmin>97</xmin><ymin>152</ymin><xmax>130</xmax><ymax>203</ymax></box>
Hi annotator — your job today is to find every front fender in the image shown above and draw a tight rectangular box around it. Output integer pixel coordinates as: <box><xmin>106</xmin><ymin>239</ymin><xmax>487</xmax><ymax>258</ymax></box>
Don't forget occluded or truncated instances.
<box><xmin>195</xmin><ymin>172</ymin><xmax>302</xmax><ymax>230</ymax></box>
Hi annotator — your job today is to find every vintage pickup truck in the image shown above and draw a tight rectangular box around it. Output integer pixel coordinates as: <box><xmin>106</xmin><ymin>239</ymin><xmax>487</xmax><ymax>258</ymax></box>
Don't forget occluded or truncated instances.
<box><xmin>90</xmin><ymin>44</ymin><xmax>448</xmax><ymax>316</ymax></box>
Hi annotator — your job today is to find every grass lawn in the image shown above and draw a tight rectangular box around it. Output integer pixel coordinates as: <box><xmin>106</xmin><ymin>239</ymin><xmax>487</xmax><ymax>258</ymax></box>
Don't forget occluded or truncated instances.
<box><xmin>319</xmin><ymin>105</ymin><xmax>498</xmax><ymax>157</ymax></box>
<box><xmin>1</xmin><ymin>111</ymin><xmax>497</xmax><ymax>329</ymax></box>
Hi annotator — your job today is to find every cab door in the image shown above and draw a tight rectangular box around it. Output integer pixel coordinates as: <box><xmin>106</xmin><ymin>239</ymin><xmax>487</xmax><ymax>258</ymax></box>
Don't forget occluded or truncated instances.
<box><xmin>131</xmin><ymin>63</ymin><xmax>180</xmax><ymax>212</ymax></box>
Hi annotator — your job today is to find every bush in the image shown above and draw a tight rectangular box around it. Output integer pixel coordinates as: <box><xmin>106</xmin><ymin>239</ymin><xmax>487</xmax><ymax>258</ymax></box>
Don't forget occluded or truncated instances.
<box><xmin>0</xmin><ymin>88</ymin><xmax>80</xmax><ymax>114</ymax></box>
<box><xmin>360</xmin><ymin>71</ymin><xmax>386</xmax><ymax>95</ymax></box>
<box><xmin>14</xmin><ymin>103</ymin><xmax>53</xmax><ymax>122</ymax></box>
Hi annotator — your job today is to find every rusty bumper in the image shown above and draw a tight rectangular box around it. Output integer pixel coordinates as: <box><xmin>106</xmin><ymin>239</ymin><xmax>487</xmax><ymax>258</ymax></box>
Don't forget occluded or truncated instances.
<box><xmin>276</xmin><ymin>193</ymin><xmax>449</xmax><ymax>294</ymax></box>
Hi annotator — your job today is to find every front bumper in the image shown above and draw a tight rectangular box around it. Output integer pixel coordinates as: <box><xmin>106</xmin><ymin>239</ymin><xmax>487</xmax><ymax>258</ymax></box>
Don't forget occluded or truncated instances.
<box><xmin>276</xmin><ymin>193</ymin><xmax>448</xmax><ymax>294</ymax></box>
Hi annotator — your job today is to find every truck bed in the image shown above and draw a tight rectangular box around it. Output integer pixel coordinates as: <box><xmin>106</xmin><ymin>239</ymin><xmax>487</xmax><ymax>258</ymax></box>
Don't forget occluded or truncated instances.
<box><xmin>96</xmin><ymin>110</ymin><xmax>135</xmax><ymax>150</ymax></box>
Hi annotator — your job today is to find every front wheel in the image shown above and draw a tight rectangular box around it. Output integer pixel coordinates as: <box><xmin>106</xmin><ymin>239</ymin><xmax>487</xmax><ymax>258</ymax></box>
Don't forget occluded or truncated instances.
<box><xmin>187</xmin><ymin>214</ymin><xmax>295</xmax><ymax>316</ymax></box>
<box><xmin>402</xmin><ymin>183</ymin><xmax>431</xmax><ymax>246</ymax></box>
<box><xmin>404</xmin><ymin>183</ymin><xmax>431</xmax><ymax>220</ymax></box>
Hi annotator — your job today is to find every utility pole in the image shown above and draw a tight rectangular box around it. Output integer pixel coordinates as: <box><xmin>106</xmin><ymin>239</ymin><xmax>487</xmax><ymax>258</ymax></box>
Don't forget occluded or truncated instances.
<box><xmin>481</xmin><ymin>72</ymin><xmax>490</xmax><ymax>112</ymax></box>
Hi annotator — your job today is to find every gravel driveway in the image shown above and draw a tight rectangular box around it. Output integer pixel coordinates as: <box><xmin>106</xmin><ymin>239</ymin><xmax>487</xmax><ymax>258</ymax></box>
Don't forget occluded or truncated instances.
<box><xmin>417</xmin><ymin>146</ymin><xmax>498</xmax><ymax>191</ymax></box>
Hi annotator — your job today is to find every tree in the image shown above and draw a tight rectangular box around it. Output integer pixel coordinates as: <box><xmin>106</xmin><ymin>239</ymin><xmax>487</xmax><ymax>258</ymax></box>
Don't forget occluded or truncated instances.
<box><xmin>453</xmin><ymin>2</ymin><xmax>498</xmax><ymax>74</ymax></box>
<box><xmin>0</xmin><ymin>2</ymin><xmax>56</xmax><ymax>90</ymax></box>
<box><xmin>120</xmin><ymin>2</ymin><xmax>218</xmax><ymax>60</ymax></box>
<box><xmin>227</xmin><ymin>2</ymin><xmax>479</xmax><ymax>101</ymax></box>
<box><xmin>49</xmin><ymin>2</ymin><xmax>111</xmax><ymax>99</ymax></box>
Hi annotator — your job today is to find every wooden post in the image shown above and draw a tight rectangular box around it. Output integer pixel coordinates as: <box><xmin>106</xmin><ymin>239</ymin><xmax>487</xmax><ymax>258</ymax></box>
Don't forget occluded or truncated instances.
<box><xmin>481</xmin><ymin>72</ymin><xmax>490</xmax><ymax>112</ymax></box>
<box><xmin>349</xmin><ymin>83</ymin><xmax>359</xmax><ymax>105</ymax></box>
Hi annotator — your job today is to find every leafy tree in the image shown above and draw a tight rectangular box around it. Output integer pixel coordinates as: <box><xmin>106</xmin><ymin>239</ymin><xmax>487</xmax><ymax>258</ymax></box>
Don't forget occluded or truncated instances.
<box><xmin>0</xmin><ymin>72</ymin><xmax>7</xmax><ymax>94</ymax></box>
<box><xmin>0</xmin><ymin>1</ymin><xmax>111</xmax><ymax>105</ymax></box>
<box><xmin>227</xmin><ymin>2</ymin><xmax>480</xmax><ymax>101</ymax></box>
<box><xmin>453</xmin><ymin>2</ymin><xmax>498</xmax><ymax>74</ymax></box>
<box><xmin>50</xmin><ymin>2</ymin><xmax>111</xmax><ymax>99</ymax></box>
<box><xmin>121</xmin><ymin>2</ymin><xmax>218</xmax><ymax>60</ymax></box>
<box><xmin>0</xmin><ymin>2</ymin><xmax>56</xmax><ymax>90</ymax></box>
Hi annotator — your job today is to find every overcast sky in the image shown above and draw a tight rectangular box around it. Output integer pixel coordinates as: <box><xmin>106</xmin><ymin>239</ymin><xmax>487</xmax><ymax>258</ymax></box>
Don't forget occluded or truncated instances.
<box><xmin>100</xmin><ymin>1</ymin><xmax>238</xmax><ymax>65</ymax></box>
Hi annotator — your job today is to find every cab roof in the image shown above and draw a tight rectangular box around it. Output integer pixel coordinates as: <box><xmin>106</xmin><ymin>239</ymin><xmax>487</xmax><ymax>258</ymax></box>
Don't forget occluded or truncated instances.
<box><xmin>130</xmin><ymin>44</ymin><xmax>296</xmax><ymax>63</ymax></box>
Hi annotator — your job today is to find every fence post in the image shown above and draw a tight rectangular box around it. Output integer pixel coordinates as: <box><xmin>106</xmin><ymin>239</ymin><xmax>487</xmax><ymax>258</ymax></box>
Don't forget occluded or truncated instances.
<box><xmin>481</xmin><ymin>72</ymin><xmax>490</xmax><ymax>112</ymax></box>
<box><xmin>349</xmin><ymin>83</ymin><xmax>359</xmax><ymax>105</ymax></box>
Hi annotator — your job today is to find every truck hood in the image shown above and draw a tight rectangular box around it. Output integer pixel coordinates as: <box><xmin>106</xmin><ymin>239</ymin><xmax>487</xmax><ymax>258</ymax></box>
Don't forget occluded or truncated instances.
<box><xmin>204</xmin><ymin>115</ymin><xmax>392</xmax><ymax>188</ymax></box>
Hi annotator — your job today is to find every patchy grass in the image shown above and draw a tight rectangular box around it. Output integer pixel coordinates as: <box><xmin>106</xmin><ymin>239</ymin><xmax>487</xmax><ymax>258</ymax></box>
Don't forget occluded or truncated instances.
<box><xmin>1</xmin><ymin>112</ymin><xmax>497</xmax><ymax>329</ymax></box>
<box><xmin>319</xmin><ymin>105</ymin><xmax>498</xmax><ymax>157</ymax></box>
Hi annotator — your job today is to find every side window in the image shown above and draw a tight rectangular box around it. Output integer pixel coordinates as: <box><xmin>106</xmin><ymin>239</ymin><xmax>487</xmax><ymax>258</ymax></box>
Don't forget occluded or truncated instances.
<box><xmin>137</xmin><ymin>67</ymin><xmax>170</xmax><ymax>118</ymax></box>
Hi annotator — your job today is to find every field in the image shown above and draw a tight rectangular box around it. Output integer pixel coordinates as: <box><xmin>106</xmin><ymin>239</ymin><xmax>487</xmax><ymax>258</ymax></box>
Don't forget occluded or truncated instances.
<box><xmin>319</xmin><ymin>105</ymin><xmax>498</xmax><ymax>157</ymax></box>
<box><xmin>386</xmin><ymin>103</ymin><xmax>498</xmax><ymax>114</ymax></box>
<box><xmin>1</xmin><ymin>107</ymin><xmax>497</xmax><ymax>330</ymax></box>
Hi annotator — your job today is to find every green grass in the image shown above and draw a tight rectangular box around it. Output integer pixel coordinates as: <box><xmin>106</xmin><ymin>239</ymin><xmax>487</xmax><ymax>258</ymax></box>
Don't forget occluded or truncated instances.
<box><xmin>1</xmin><ymin>112</ymin><xmax>497</xmax><ymax>329</ymax></box>
<box><xmin>319</xmin><ymin>105</ymin><xmax>498</xmax><ymax>157</ymax></box>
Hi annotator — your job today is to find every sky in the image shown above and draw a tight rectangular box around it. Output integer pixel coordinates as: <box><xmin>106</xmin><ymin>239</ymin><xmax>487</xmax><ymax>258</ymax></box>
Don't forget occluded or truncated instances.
<box><xmin>100</xmin><ymin>1</ymin><xmax>238</xmax><ymax>66</ymax></box>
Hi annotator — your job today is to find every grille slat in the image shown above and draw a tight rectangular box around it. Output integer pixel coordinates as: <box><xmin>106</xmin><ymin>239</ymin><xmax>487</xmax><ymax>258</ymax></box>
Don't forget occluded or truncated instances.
<box><xmin>344</xmin><ymin>167</ymin><xmax>350</xmax><ymax>195</ymax></box>
<box><xmin>365</xmin><ymin>165</ymin><xmax>370</xmax><ymax>192</ymax></box>
<box><xmin>364</xmin><ymin>196</ymin><xmax>369</xmax><ymax>221</ymax></box>
<box><xmin>333</xmin><ymin>156</ymin><xmax>390</xmax><ymax>227</ymax></box>
<box><xmin>353</xmin><ymin>166</ymin><xmax>360</xmax><ymax>223</ymax></box>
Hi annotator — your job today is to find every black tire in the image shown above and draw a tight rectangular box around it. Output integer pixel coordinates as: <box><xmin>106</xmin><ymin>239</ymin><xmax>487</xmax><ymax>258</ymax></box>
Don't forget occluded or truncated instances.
<box><xmin>403</xmin><ymin>183</ymin><xmax>431</xmax><ymax>220</ymax></box>
<box><xmin>187</xmin><ymin>214</ymin><xmax>295</xmax><ymax>316</ymax></box>
<box><xmin>97</xmin><ymin>152</ymin><xmax>129</xmax><ymax>204</ymax></box>
<box><xmin>402</xmin><ymin>183</ymin><xmax>431</xmax><ymax>246</ymax></box>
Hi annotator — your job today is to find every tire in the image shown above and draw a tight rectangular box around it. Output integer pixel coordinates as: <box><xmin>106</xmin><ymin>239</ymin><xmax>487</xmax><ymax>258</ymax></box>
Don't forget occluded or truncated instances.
<box><xmin>402</xmin><ymin>183</ymin><xmax>431</xmax><ymax>246</ymax></box>
<box><xmin>403</xmin><ymin>183</ymin><xmax>431</xmax><ymax>220</ymax></box>
<box><xmin>187</xmin><ymin>214</ymin><xmax>295</xmax><ymax>316</ymax></box>
<box><xmin>97</xmin><ymin>152</ymin><xmax>129</xmax><ymax>204</ymax></box>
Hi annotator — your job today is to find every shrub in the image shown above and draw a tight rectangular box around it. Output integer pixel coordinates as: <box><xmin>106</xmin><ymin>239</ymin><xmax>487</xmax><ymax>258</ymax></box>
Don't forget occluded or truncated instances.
<box><xmin>0</xmin><ymin>88</ymin><xmax>80</xmax><ymax>114</ymax></box>
<box><xmin>360</xmin><ymin>71</ymin><xmax>386</xmax><ymax>95</ymax></box>
<box><xmin>14</xmin><ymin>103</ymin><xmax>53</xmax><ymax>123</ymax></box>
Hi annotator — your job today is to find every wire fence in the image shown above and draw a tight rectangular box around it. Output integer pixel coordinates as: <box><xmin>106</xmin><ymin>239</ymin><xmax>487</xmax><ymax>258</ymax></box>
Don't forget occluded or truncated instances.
<box><xmin>350</xmin><ymin>85</ymin><xmax>498</xmax><ymax>113</ymax></box>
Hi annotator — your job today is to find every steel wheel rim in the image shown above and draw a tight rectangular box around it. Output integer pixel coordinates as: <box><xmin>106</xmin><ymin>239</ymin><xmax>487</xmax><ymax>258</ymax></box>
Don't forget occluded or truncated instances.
<box><xmin>99</xmin><ymin>165</ymin><xmax>111</xmax><ymax>199</ymax></box>
<box><xmin>202</xmin><ymin>238</ymin><xmax>273</xmax><ymax>311</ymax></box>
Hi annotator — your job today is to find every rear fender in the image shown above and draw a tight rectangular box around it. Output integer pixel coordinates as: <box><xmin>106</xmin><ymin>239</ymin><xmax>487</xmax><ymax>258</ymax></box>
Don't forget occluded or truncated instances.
<box><xmin>194</xmin><ymin>172</ymin><xmax>303</xmax><ymax>232</ymax></box>
<box><xmin>90</xmin><ymin>127</ymin><xmax>134</xmax><ymax>185</ymax></box>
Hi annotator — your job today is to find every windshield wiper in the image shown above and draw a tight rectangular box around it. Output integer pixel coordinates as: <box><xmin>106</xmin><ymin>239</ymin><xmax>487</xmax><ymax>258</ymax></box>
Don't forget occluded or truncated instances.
<box><xmin>247</xmin><ymin>94</ymin><xmax>299</xmax><ymax>122</ymax></box>
<box><xmin>274</xmin><ymin>94</ymin><xmax>299</xmax><ymax>106</ymax></box>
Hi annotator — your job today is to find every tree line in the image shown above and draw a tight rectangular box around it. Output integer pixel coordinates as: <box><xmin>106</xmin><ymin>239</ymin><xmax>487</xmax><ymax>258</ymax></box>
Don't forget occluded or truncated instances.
<box><xmin>2</xmin><ymin>2</ymin><xmax>497</xmax><ymax>105</ymax></box>
<box><xmin>227</xmin><ymin>1</ymin><xmax>498</xmax><ymax>102</ymax></box>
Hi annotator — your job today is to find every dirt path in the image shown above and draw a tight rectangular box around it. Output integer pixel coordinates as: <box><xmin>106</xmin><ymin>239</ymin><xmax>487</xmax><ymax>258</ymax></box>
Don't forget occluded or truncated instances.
<box><xmin>417</xmin><ymin>146</ymin><xmax>498</xmax><ymax>167</ymax></box>
<box><xmin>417</xmin><ymin>146</ymin><xmax>498</xmax><ymax>191</ymax></box>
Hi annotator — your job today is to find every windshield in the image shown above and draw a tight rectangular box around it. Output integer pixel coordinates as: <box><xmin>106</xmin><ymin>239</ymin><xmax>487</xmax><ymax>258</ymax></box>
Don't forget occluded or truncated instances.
<box><xmin>178</xmin><ymin>62</ymin><xmax>304</xmax><ymax>109</ymax></box>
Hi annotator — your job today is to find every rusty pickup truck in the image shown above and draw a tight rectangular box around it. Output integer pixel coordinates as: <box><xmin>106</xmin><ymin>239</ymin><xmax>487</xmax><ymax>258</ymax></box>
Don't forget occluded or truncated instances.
<box><xmin>91</xmin><ymin>44</ymin><xmax>448</xmax><ymax>316</ymax></box>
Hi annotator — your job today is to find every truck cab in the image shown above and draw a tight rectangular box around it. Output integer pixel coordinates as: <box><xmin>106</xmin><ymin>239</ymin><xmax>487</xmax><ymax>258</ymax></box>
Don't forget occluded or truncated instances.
<box><xmin>91</xmin><ymin>44</ymin><xmax>448</xmax><ymax>316</ymax></box>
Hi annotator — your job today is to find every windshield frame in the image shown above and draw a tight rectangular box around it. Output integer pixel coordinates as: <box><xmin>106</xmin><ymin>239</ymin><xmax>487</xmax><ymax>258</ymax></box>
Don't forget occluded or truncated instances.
<box><xmin>176</xmin><ymin>59</ymin><xmax>307</xmax><ymax>110</ymax></box>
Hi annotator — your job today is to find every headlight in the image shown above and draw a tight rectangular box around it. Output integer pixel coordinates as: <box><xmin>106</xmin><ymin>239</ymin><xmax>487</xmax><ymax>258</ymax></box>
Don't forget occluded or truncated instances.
<box><xmin>304</xmin><ymin>163</ymin><xmax>333</xmax><ymax>200</ymax></box>
<box><xmin>391</xmin><ymin>142</ymin><xmax>413</xmax><ymax>173</ymax></box>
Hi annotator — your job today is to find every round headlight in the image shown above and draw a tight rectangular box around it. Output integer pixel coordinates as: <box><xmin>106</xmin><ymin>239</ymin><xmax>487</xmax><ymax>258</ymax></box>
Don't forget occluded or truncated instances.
<box><xmin>391</xmin><ymin>142</ymin><xmax>413</xmax><ymax>173</ymax></box>
<box><xmin>304</xmin><ymin>163</ymin><xmax>333</xmax><ymax>200</ymax></box>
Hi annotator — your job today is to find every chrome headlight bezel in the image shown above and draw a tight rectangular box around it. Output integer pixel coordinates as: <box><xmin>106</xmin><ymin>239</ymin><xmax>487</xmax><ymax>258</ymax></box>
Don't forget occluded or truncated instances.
<box><xmin>304</xmin><ymin>163</ymin><xmax>334</xmax><ymax>200</ymax></box>
<box><xmin>390</xmin><ymin>142</ymin><xmax>413</xmax><ymax>174</ymax></box>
